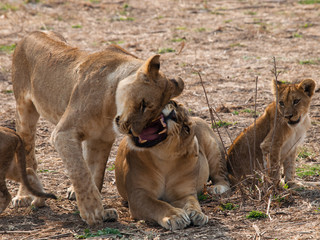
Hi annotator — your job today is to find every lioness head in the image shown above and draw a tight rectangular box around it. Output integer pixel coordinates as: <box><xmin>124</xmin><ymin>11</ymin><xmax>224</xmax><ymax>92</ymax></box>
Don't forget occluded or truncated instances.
<box><xmin>273</xmin><ymin>79</ymin><xmax>316</xmax><ymax>126</ymax></box>
<box><xmin>115</xmin><ymin>55</ymin><xmax>184</xmax><ymax>138</ymax></box>
<box><xmin>127</xmin><ymin>100</ymin><xmax>195</xmax><ymax>151</ymax></box>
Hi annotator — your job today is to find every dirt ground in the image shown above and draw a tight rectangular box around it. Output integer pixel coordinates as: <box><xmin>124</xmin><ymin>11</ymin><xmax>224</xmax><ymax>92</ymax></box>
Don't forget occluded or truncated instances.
<box><xmin>0</xmin><ymin>0</ymin><xmax>320</xmax><ymax>239</ymax></box>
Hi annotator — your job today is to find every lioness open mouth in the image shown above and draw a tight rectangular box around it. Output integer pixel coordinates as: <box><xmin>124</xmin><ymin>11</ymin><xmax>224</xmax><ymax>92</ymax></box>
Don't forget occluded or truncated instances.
<box><xmin>132</xmin><ymin>114</ymin><xmax>168</xmax><ymax>148</ymax></box>
<box><xmin>132</xmin><ymin>109</ymin><xmax>176</xmax><ymax>148</ymax></box>
<box><xmin>288</xmin><ymin>116</ymin><xmax>301</xmax><ymax>125</ymax></box>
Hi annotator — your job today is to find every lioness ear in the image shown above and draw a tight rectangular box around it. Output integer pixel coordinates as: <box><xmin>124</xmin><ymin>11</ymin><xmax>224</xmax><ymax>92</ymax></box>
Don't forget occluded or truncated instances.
<box><xmin>138</xmin><ymin>55</ymin><xmax>160</xmax><ymax>82</ymax></box>
<box><xmin>298</xmin><ymin>79</ymin><xmax>316</xmax><ymax>97</ymax></box>
<box><xmin>169</xmin><ymin>77</ymin><xmax>184</xmax><ymax>98</ymax></box>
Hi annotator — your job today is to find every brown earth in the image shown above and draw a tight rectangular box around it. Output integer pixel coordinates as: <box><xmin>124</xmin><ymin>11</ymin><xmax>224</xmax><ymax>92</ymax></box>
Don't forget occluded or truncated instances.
<box><xmin>0</xmin><ymin>0</ymin><xmax>320</xmax><ymax>239</ymax></box>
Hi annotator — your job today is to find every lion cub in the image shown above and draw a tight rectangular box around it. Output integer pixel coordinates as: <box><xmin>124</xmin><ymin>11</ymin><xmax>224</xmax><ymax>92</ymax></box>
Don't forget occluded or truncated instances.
<box><xmin>0</xmin><ymin>126</ymin><xmax>56</xmax><ymax>213</ymax></box>
<box><xmin>227</xmin><ymin>79</ymin><xmax>316</xmax><ymax>186</ymax></box>
<box><xmin>115</xmin><ymin>101</ymin><xmax>230</xmax><ymax>230</ymax></box>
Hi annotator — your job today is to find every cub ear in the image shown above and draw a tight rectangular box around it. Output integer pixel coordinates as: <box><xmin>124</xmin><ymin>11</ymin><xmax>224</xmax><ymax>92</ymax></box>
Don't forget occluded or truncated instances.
<box><xmin>271</xmin><ymin>79</ymin><xmax>283</xmax><ymax>95</ymax></box>
<box><xmin>298</xmin><ymin>79</ymin><xmax>316</xmax><ymax>97</ymax></box>
<box><xmin>138</xmin><ymin>55</ymin><xmax>160</xmax><ymax>82</ymax></box>
<box><xmin>169</xmin><ymin>77</ymin><xmax>184</xmax><ymax>98</ymax></box>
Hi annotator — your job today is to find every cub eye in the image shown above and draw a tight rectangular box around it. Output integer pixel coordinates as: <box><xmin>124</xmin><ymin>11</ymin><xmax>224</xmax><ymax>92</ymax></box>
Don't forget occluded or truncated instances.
<box><xmin>279</xmin><ymin>101</ymin><xmax>284</xmax><ymax>107</ymax></box>
<box><xmin>293</xmin><ymin>99</ymin><xmax>300</xmax><ymax>105</ymax></box>
<box><xmin>140</xmin><ymin>99</ymin><xmax>147</xmax><ymax>113</ymax></box>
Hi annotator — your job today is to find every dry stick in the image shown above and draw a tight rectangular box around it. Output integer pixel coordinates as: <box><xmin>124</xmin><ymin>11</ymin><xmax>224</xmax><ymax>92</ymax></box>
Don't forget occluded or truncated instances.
<box><xmin>269</xmin><ymin>57</ymin><xmax>281</xmax><ymax>178</ymax></box>
<box><xmin>253</xmin><ymin>76</ymin><xmax>258</xmax><ymax>171</ymax></box>
<box><xmin>266</xmin><ymin>193</ymin><xmax>272</xmax><ymax>220</ymax></box>
<box><xmin>197</xmin><ymin>72</ymin><xmax>228</xmax><ymax>159</ymax></box>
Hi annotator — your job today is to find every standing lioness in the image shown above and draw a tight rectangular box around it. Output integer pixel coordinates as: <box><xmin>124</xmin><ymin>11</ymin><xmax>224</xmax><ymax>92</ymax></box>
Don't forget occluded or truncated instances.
<box><xmin>115</xmin><ymin>101</ymin><xmax>230</xmax><ymax>230</ymax></box>
<box><xmin>12</xmin><ymin>31</ymin><xmax>184</xmax><ymax>224</ymax></box>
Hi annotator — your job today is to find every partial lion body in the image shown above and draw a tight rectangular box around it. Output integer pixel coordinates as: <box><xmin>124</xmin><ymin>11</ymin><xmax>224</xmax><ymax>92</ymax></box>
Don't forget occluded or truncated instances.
<box><xmin>227</xmin><ymin>79</ymin><xmax>315</xmax><ymax>185</ymax></box>
<box><xmin>0</xmin><ymin>127</ymin><xmax>56</xmax><ymax>213</ymax></box>
<box><xmin>12</xmin><ymin>31</ymin><xmax>184</xmax><ymax>224</ymax></box>
<box><xmin>115</xmin><ymin>102</ymin><xmax>229</xmax><ymax>230</ymax></box>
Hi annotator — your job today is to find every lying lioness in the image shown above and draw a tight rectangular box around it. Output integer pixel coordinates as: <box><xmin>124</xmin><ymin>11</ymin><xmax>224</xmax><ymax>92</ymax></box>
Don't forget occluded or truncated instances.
<box><xmin>115</xmin><ymin>101</ymin><xmax>230</xmax><ymax>230</ymax></box>
<box><xmin>12</xmin><ymin>31</ymin><xmax>184</xmax><ymax>224</ymax></box>
<box><xmin>0</xmin><ymin>126</ymin><xmax>56</xmax><ymax>213</ymax></box>
<box><xmin>227</xmin><ymin>79</ymin><xmax>316</xmax><ymax>186</ymax></box>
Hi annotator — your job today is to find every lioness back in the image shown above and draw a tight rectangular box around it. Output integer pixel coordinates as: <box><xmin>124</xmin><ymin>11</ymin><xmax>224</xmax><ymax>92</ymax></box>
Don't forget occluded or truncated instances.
<box><xmin>227</xmin><ymin>79</ymin><xmax>315</xmax><ymax>185</ymax></box>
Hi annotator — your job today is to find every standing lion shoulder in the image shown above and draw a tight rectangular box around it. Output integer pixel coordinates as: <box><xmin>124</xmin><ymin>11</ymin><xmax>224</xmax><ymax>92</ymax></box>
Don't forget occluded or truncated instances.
<box><xmin>115</xmin><ymin>100</ymin><xmax>230</xmax><ymax>230</ymax></box>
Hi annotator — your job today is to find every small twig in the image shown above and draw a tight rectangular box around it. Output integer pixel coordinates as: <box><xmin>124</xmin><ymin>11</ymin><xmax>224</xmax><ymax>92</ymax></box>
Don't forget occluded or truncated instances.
<box><xmin>253</xmin><ymin>76</ymin><xmax>258</xmax><ymax>171</ymax></box>
<box><xmin>266</xmin><ymin>193</ymin><xmax>272</xmax><ymax>221</ymax></box>
<box><xmin>255</xmin><ymin>185</ymin><xmax>262</xmax><ymax>201</ymax></box>
<box><xmin>176</xmin><ymin>41</ymin><xmax>185</xmax><ymax>55</ymax></box>
<box><xmin>197</xmin><ymin>71</ymin><xmax>228</xmax><ymax>158</ymax></box>
<box><xmin>253</xmin><ymin>224</ymin><xmax>261</xmax><ymax>240</ymax></box>
<box><xmin>0</xmin><ymin>230</ymin><xmax>38</xmax><ymax>234</ymax></box>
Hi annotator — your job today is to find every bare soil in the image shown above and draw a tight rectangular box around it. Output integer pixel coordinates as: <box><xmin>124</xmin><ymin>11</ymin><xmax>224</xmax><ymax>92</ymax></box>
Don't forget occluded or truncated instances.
<box><xmin>0</xmin><ymin>0</ymin><xmax>320</xmax><ymax>239</ymax></box>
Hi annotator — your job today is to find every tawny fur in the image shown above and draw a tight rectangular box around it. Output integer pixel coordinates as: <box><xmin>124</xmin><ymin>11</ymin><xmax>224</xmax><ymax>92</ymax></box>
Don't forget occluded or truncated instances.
<box><xmin>12</xmin><ymin>31</ymin><xmax>184</xmax><ymax>224</ymax></box>
<box><xmin>115</xmin><ymin>101</ymin><xmax>230</xmax><ymax>230</ymax></box>
<box><xmin>0</xmin><ymin>127</ymin><xmax>56</xmax><ymax>213</ymax></box>
<box><xmin>227</xmin><ymin>79</ymin><xmax>316</xmax><ymax>186</ymax></box>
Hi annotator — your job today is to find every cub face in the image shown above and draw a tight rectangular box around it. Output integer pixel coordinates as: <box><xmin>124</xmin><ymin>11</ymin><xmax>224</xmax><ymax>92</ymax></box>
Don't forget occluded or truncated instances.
<box><xmin>275</xmin><ymin>79</ymin><xmax>315</xmax><ymax>126</ymax></box>
<box><xmin>114</xmin><ymin>55</ymin><xmax>184</xmax><ymax>139</ymax></box>
<box><xmin>126</xmin><ymin>100</ymin><xmax>194</xmax><ymax>150</ymax></box>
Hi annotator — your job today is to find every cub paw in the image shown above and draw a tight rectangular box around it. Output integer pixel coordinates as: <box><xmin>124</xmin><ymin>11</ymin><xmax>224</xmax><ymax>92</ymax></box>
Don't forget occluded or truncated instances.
<box><xmin>31</xmin><ymin>197</ymin><xmax>46</xmax><ymax>207</ymax></box>
<box><xmin>12</xmin><ymin>195</ymin><xmax>33</xmax><ymax>208</ymax></box>
<box><xmin>103</xmin><ymin>208</ymin><xmax>118</xmax><ymax>222</ymax></box>
<box><xmin>187</xmin><ymin>210</ymin><xmax>208</xmax><ymax>226</ymax></box>
<box><xmin>208</xmin><ymin>184</ymin><xmax>230</xmax><ymax>195</ymax></box>
<box><xmin>67</xmin><ymin>186</ymin><xmax>76</xmax><ymax>200</ymax></box>
<box><xmin>160</xmin><ymin>208</ymin><xmax>191</xmax><ymax>230</ymax></box>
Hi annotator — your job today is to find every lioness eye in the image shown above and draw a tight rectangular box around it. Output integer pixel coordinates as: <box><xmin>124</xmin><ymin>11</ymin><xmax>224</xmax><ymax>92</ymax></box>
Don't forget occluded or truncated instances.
<box><xmin>279</xmin><ymin>101</ymin><xmax>284</xmax><ymax>107</ymax></box>
<box><xmin>293</xmin><ymin>99</ymin><xmax>300</xmax><ymax>105</ymax></box>
<box><xmin>140</xmin><ymin>99</ymin><xmax>147</xmax><ymax>113</ymax></box>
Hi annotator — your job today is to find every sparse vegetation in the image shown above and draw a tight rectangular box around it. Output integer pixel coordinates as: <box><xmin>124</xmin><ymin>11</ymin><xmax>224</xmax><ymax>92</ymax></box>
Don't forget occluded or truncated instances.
<box><xmin>293</xmin><ymin>33</ymin><xmax>302</xmax><ymax>38</ymax></box>
<box><xmin>0</xmin><ymin>3</ymin><xmax>18</xmax><ymax>11</ymax></box>
<box><xmin>220</xmin><ymin>203</ymin><xmax>239</xmax><ymax>211</ymax></box>
<box><xmin>296</xmin><ymin>165</ymin><xmax>320</xmax><ymax>178</ymax></box>
<box><xmin>299</xmin><ymin>59</ymin><xmax>319</xmax><ymax>65</ymax></box>
<box><xmin>76</xmin><ymin>228</ymin><xmax>122</xmax><ymax>239</ymax></box>
<box><xmin>72</xmin><ymin>24</ymin><xmax>82</xmax><ymax>29</ymax></box>
<box><xmin>299</xmin><ymin>0</ymin><xmax>320</xmax><ymax>4</ymax></box>
<box><xmin>246</xmin><ymin>211</ymin><xmax>267</xmax><ymax>219</ymax></box>
<box><xmin>158</xmin><ymin>48</ymin><xmax>175</xmax><ymax>54</ymax></box>
<box><xmin>212</xmin><ymin>120</ymin><xmax>234</xmax><ymax>128</ymax></box>
<box><xmin>0</xmin><ymin>44</ymin><xmax>16</xmax><ymax>53</ymax></box>
<box><xmin>171</xmin><ymin>38</ymin><xmax>186</xmax><ymax>42</ymax></box>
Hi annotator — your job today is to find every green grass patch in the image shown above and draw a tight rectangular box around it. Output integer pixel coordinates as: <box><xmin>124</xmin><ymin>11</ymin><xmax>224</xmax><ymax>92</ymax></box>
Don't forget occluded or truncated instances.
<box><xmin>220</xmin><ymin>203</ymin><xmax>239</xmax><ymax>211</ymax></box>
<box><xmin>296</xmin><ymin>165</ymin><xmax>320</xmax><ymax>178</ymax></box>
<box><xmin>72</xmin><ymin>24</ymin><xmax>82</xmax><ymax>29</ymax></box>
<box><xmin>302</xmin><ymin>23</ymin><xmax>313</xmax><ymax>28</ymax></box>
<box><xmin>171</xmin><ymin>38</ymin><xmax>185</xmax><ymax>42</ymax></box>
<box><xmin>293</xmin><ymin>33</ymin><xmax>303</xmax><ymax>38</ymax></box>
<box><xmin>0</xmin><ymin>44</ymin><xmax>16</xmax><ymax>53</ymax></box>
<box><xmin>107</xmin><ymin>164</ymin><xmax>115</xmax><ymax>171</ymax></box>
<box><xmin>198</xmin><ymin>193</ymin><xmax>210</xmax><ymax>201</ymax></box>
<box><xmin>1</xmin><ymin>89</ymin><xmax>13</xmax><ymax>94</ymax></box>
<box><xmin>109</xmin><ymin>40</ymin><xmax>124</xmax><ymax>45</ymax></box>
<box><xmin>246</xmin><ymin>11</ymin><xmax>257</xmax><ymax>15</ymax></box>
<box><xmin>158</xmin><ymin>48</ymin><xmax>175</xmax><ymax>54</ymax></box>
<box><xmin>90</xmin><ymin>0</ymin><xmax>101</xmax><ymax>3</ymax></box>
<box><xmin>232</xmin><ymin>110</ymin><xmax>239</xmax><ymax>115</ymax></box>
<box><xmin>175</xmin><ymin>26</ymin><xmax>187</xmax><ymax>30</ymax></box>
<box><xmin>299</xmin><ymin>0</ymin><xmax>320</xmax><ymax>4</ymax></box>
<box><xmin>246</xmin><ymin>211</ymin><xmax>267</xmax><ymax>219</ymax></box>
<box><xmin>299</xmin><ymin>59</ymin><xmax>319</xmax><ymax>65</ymax></box>
<box><xmin>118</xmin><ymin>16</ymin><xmax>135</xmax><ymax>21</ymax></box>
<box><xmin>224</xmin><ymin>19</ymin><xmax>232</xmax><ymax>23</ymax></box>
<box><xmin>0</xmin><ymin>3</ymin><xmax>18</xmax><ymax>11</ymax></box>
<box><xmin>196</xmin><ymin>27</ymin><xmax>206</xmax><ymax>32</ymax></box>
<box><xmin>76</xmin><ymin>228</ymin><xmax>122</xmax><ymax>239</ymax></box>
<box><xmin>212</xmin><ymin>120</ymin><xmax>233</xmax><ymax>128</ymax></box>
<box><xmin>297</xmin><ymin>147</ymin><xmax>315</xmax><ymax>159</ymax></box>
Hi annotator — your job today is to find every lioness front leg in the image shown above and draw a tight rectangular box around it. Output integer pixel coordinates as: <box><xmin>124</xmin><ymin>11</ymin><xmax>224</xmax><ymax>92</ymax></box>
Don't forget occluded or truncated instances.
<box><xmin>67</xmin><ymin>138</ymin><xmax>114</xmax><ymax>200</ymax></box>
<box><xmin>52</xmin><ymin>129</ymin><xmax>118</xmax><ymax>225</ymax></box>
<box><xmin>129</xmin><ymin>189</ymin><xmax>191</xmax><ymax>230</ymax></box>
<box><xmin>172</xmin><ymin>195</ymin><xmax>208</xmax><ymax>227</ymax></box>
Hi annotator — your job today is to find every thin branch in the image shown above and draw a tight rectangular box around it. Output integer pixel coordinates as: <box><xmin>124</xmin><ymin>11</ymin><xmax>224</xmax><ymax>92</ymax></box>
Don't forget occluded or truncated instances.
<box><xmin>266</xmin><ymin>193</ymin><xmax>272</xmax><ymax>221</ymax></box>
<box><xmin>253</xmin><ymin>76</ymin><xmax>258</xmax><ymax>171</ymax></box>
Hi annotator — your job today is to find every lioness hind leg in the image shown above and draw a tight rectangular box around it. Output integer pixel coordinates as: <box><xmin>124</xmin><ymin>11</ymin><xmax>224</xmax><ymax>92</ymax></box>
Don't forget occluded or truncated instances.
<box><xmin>13</xmin><ymin>100</ymin><xmax>42</xmax><ymax>207</ymax></box>
<box><xmin>67</xmin><ymin>138</ymin><xmax>115</xmax><ymax>200</ymax></box>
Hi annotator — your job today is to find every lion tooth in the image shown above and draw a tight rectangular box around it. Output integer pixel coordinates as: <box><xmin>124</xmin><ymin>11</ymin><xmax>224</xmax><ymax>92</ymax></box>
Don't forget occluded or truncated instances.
<box><xmin>158</xmin><ymin>129</ymin><xmax>167</xmax><ymax>134</ymax></box>
<box><xmin>139</xmin><ymin>137</ymin><xmax>147</xmax><ymax>143</ymax></box>
<box><xmin>160</xmin><ymin>118</ymin><xmax>167</xmax><ymax>127</ymax></box>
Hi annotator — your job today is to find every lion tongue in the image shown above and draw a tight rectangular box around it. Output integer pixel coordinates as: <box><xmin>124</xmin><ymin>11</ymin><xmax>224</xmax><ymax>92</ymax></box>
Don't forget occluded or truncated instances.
<box><xmin>139</xmin><ymin>127</ymin><xmax>160</xmax><ymax>141</ymax></box>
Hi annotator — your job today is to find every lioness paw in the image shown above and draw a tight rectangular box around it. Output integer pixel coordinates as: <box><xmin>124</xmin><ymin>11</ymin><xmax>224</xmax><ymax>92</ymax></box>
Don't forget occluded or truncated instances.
<box><xmin>12</xmin><ymin>195</ymin><xmax>33</xmax><ymax>208</ymax></box>
<box><xmin>209</xmin><ymin>184</ymin><xmax>230</xmax><ymax>195</ymax></box>
<box><xmin>67</xmin><ymin>186</ymin><xmax>76</xmax><ymax>200</ymax></box>
<box><xmin>187</xmin><ymin>210</ymin><xmax>208</xmax><ymax>226</ymax></box>
<box><xmin>160</xmin><ymin>208</ymin><xmax>190</xmax><ymax>230</ymax></box>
